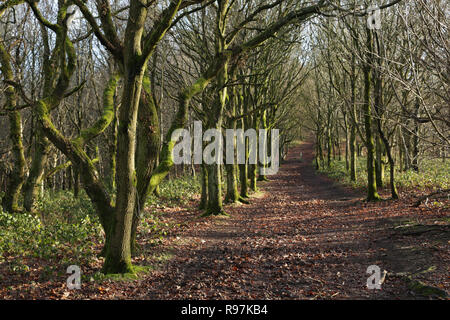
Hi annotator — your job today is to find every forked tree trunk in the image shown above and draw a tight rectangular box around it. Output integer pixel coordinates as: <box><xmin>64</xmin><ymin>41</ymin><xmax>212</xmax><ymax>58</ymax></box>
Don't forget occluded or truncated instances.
<box><xmin>130</xmin><ymin>80</ymin><xmax>160</xmax><ymax>255</ymax></box>
<box><xmin>103</xmin><ymin>66</ymin><xmax>145</xmax><ymax>274</ymax></box>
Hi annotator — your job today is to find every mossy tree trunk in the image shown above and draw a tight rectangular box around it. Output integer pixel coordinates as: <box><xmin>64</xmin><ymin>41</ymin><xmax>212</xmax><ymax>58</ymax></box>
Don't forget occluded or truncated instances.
<box><xmin>203</xmin><ymin>0</ymin><xmax>230</xmax><ymax>216</ymax></box>
<box><xmin>102</xmin><ymin>0</ymin><xmax>186</xmax><ymax>274</ymax></box>
<box><xmin>0</xmin><ymin>39</ymin><xmax>26</xmax><ymax>213</ymax></box>
<box><xmin>23</xmin><ymin>130</ymin><xmax>50</xmax><ymax>210</ymax></box>
<box><xmin>205</xmin><ymin>66</ymin><xmax>228</xmax><ymax>215</ymax></box>
<box><xmin>103</xmin><ymin>0</ymin><xmax>153</xmax><ymax>271</ymax></box>
<box><xmin>224</xmin><ymin>70</ymin><xmax>240</xmax><ymax>203</ymax></box>
<box><xmin>258</xmin><ymin>110</ymin><xmax>269</xmax><ymax>182</ymax></box>
<box><xmin>25</xmin><ymin>0</ymin><xmax>118</xmax><ymax>264</ymax></box>
<box><xmin>73</xmin><ymin>165</ymin><xmax>80</xmax><ymax>198</ymax></box>
<box><xmin>104</xmin><ymin>70</ymin><xmax>144</xmax><ymax>274</ymax></box>
<box><xmin>249</xmin><ymin>114</ymin><xmax>259</xmax><ymax>191</ymax></box>
<box><xmin>206</xmin><ymin>159</ymin><xmax>225</xmax><ymax>215</ymax></box>
<box><xmin>129</xmin><ymin>70</ymin><xmax>220</xmax><ymax>246</ymax></box>
<box><xmin>108</xmin><ymin>99</ymin><xmax>119</xmax><ymax>191</ymax></box>
<box><xmin>23</xmin><ymin>21</ymin><xmax>60</xmax><ymax>212</ymax></box>
<box><xmin>199</xmin><ymin>162</ymin><xmax>208</xmax><ymax>209</ymax></box>
<box><xmin>130</xmin><ymin>77</ymin><xmax>160</xmax><ymax>255</ymax></box>
<box><xmin>315</xmin><ymin>134</ymin><xmax>321</xmax><ymax>170</ymax></box>
<box><xmin>239</xmin><ymin>87</ymin><xmax>249</xmax><ymax>199</ymax></box>
<box><xmin>225</xmin><ymin>163</ymin><xmax>239</xmax><ymax>203</ymax></box>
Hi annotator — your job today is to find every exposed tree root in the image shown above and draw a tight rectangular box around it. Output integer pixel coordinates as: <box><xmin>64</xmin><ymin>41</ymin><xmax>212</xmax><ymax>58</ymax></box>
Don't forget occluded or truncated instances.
<box><xmin>413</xmin><ymin>189</ymin><xmax>450</xmax><ymax>207</ymax></box>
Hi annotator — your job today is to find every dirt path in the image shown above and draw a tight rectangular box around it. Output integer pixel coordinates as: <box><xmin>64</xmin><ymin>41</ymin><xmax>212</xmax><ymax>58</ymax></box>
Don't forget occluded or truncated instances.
<box><xmin>1</xmin><ymin>144</ymin><xmax>447</xmax><ymax>300</ymax></box>
<box><xmin>126</xmin><ymin>142</ymin><xmax>448</xmax><ymax>300</ymax></box>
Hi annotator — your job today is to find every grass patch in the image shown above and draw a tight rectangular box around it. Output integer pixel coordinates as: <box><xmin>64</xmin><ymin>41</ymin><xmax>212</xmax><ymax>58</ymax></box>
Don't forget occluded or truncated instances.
<box><xmin>150</xmin><ymin>251</ymin><xmax>174</xmax><ymax>264</ymax></box>
<box><xmin>147</xmin><ymin>174</ymin><xmax>201</xmax><ymax>208</ymax></box>
<box><xmin>438</xmin><ymin>217</ymin><xmax>450</xmax><ymax>224</ymax></box>
<box><xmin>89</xmin><ymin>265</ymin><xmax>153</xmax><ymax>283</ymax></box>
<box><xmin>408</xmin><ymin>279</ymin><xmax>448</xmax><ymax>298</ymax></box>
<box><xmin>317</xmin><ymin>157</ymin><xmax>449</xmax><ymax>191</ymax></box>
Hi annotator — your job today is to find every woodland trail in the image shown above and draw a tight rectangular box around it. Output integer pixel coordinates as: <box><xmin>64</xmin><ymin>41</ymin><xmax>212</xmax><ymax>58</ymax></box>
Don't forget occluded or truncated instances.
<box><xmin>21</xmin><ymin>142</ymin><xmax>445</xmax><ymax>300</ymax></box>
<box><xmin>129</xmin><ymin>142</ymin><xmax>448</xmax><ymax>300</ymax></box>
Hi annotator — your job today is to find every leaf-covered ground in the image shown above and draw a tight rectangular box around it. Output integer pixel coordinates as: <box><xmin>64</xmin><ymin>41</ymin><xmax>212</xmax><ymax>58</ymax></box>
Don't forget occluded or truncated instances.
<box><xmin>1</xmin><ymin>142</ymin><xmax>448</xmax><ymax>299</ymax></box>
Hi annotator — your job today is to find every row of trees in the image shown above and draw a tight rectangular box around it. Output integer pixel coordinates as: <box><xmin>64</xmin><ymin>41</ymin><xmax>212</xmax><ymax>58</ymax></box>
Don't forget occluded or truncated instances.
<box><xmin>0</xmin><ymin>0</ymin><xmax>327</xmax><ymax>274</ymax></box>
<box><xmin>1</xmin><ymin>0</ymin><xmax>407</xmax><ymax>274</ymax></box>
<box><xmin>302</xmin><ymin>0</ymin><xmax>448</xmax><ymax>200</ymax></box>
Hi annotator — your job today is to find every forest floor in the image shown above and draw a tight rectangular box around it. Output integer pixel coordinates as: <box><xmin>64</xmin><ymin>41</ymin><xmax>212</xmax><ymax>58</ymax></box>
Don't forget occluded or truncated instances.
<box><xmin>1</xmin><ymin>142</ymin><xmax>449</xmax><ymax>299</ymax></box>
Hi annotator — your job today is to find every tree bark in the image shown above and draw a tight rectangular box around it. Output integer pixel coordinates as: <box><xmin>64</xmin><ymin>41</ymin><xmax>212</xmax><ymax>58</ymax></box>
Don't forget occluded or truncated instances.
<box><xmin>363</xmin><ymin>28</ymin><xmax>380</xmax><ymax>201</ymax></box>
<box><xmin>0</xmin><ymin>37</ymin><xmax>27</xmax><ymax>213</ymax></box>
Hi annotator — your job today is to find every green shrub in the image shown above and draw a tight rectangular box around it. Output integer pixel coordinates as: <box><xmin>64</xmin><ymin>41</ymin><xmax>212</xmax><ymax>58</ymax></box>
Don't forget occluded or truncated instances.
<box><xmin>0</xmin><ymin>191</ymin><xmax>103</xmax><ymax>266</ymax></box>
<box><xmin>0</xmin><ymin>174</ymin><xmax>201</xmax><ymax>272</ymax></box>
<box><xmin>140</xmin><ymin>211</ymin><xmax>171</xmax><ymax>245</ymax></box>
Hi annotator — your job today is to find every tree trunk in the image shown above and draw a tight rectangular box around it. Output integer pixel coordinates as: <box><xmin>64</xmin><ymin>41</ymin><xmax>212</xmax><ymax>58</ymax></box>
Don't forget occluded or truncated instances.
<box><xmin>344</xmin><ymin>115</ymin><xmax>350</xmax><ymax>171</ymax></box>
<box><xmin>349</xmin><ymin>48</ymin><xmax>357</xmax><ymax>182</ymax></box>
<box><xmin>350</xmin><ymin>123</ymin><xmax>357</xmax><ymax>181</ymax></box>
<box><xmin>3</xmin><ymin>110</ymin><xmax>26</xmax><ymax>213</ymax></box>
<box><xmin>199</xmin><ymin>162</ymin><xmax>208</xmax><ymax>209</ymax></box>
<box><xmin>249</xmin><ymin>115</ymin><xmax>258</xmax><ymax>191</ymax></box>
<box><xmin>206</xmin><ymin>161</ymin><xmax>225</xmax><ymax>215</ymax></box>
<box><xmin>23</xmin><ymin>127</ymin><xmax>50</xmax><ymax>211</ymax></box>
<box><xmin>412</xmin><ymin>98</ymin><xmax>420</xmax><ymax>172</ymax></box>
<box><xmin>239</xmin><ymin>117</ymin><xmax>249</xmax><ymax>199</ymax></box>
<box><xmin>363</xmin><ymin>29</ymin><xmax>380</xmax><ymax>201</ymax></box>
<box><xmin>0</xmin><ymin>34</ymin><xmax>26</xmax><ymax>212</ymax></box>
<box><xmin>130</xmin><ymin>80</ymin><xmax>160</xmax><ymax>255</ymax></box>
<box><xmin>376</xmin><ymin>136</ymin><xmax>384</xmax><ymax>188</ymax></box>
<box><xmin>258</xmin><ymin>110</ymin><xmax>269</xmax><ymax>181</ymax></box>
<box><xmin>103</xmin><ymin>66</ymin><xmax>145</xmax><ymax>274</ymax></box>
